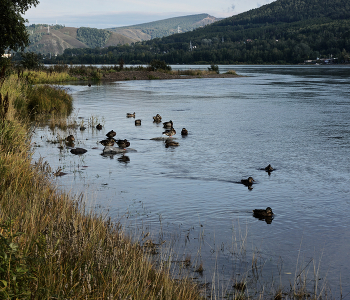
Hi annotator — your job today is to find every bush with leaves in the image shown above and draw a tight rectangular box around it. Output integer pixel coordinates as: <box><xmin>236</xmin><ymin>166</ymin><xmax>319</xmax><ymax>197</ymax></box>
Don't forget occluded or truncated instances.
<box><xmin>148</xmin><ymin>59</ymin><xmax>172</xmax><ymax>71</ymax></box>
<box><xmin>20</xmin><ymin>52</ymin><xmax>42</xmax><ymax>70</ymax></box>
<box><xmin>208</xmin><ymin>64</ymin><xmax>219</xmax><ymax>74</ymax></box>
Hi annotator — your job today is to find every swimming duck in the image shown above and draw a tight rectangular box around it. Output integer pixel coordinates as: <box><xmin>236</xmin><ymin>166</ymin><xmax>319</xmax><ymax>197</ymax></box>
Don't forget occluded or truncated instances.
<box><xmin>253</xmin><ymin>207</ymin><xmax>274</xmax><ymax>218</ymax></box>
<box><xmin>153</xmin><ymin>114</ymin><xmax>162</xmax><ymax>123</ymax></box>
<box><xmin>265</xmin><ymin>164</ymin><xmax>274</xmax><ymax>172</ymax></box>
<box><xmin>106</xmin><ymin>130</ymin><xmax>116</xmax><ymax>138</ymax></box>
<box><xmin>165</xmin><ymin>140</ymin><xmax>179</xmax><ymax>148</ymax></box>
<box><xmin>241</xmin><ymin>177</ymin><xmax>255</xmax><ymax>186</ymax></box>
<box><xmin>181</xmin><ymin>128</ymin><xmax>188</xmax><ymax>136</ymax></box>
<box><xmin>96</xmin><ymin>123</ymin><xmax>103</xmax><ymax>130</ymax></box>
<box><xmin>163</xmin><ymin>128</ymin><xmax>176</xmax><ymax>137</ymax></box>
<box><xmin>127</xmin><ymin>112</ymin><xmax>135</xmax><ymax>118</ymax></box>
<box><xmin>116</xmin><ymin>139</ymin><xmax>130</xmax><ymax>149</ymax></box>
<box><xmin>100</xmin><ymin>139</ymin><xmax>115</xmax><ymax>146</ymax></box>
<box><xmin>135</xmin><ymin>119</ymin><xmax>141</xmax><ymax>126</ymax></box>
<box><xmin>163</xmin><ymin>120</ymin><xmax>173</xmax><ymax>128</ymax></box>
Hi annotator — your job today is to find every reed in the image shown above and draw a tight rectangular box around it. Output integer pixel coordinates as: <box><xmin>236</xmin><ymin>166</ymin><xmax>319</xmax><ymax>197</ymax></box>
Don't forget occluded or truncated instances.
<box><xmin>23</xmin><ymin>70</ymin><xmax>77</xmax><ymax>84</ymax></box>
<box><xmin>27</xmin><ymin>85</ymin><xmax>73</xmax><ymax>117</ymax></box>
<box><xmin>0</xmin><ymin>76</ymin><xmax>202</xmax><ymax>299</ymax></box>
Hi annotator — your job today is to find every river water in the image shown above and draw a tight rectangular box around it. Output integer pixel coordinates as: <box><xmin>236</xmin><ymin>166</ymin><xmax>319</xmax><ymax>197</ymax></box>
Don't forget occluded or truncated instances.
<box><xmin>32</xmin><ymin>65</ymin><xmax>350</xmax><ymax>298</ymax></box>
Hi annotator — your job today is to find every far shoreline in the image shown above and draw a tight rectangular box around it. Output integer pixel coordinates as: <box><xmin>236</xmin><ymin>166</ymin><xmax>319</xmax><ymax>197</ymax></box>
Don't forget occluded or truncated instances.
<box><xmin>99</xmin><ymin>69</ymin><xmax>242</xmax><ymax>82</ymax></box>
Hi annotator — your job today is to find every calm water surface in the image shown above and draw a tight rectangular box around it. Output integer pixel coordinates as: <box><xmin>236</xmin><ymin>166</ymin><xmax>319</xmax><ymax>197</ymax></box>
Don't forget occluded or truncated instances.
<box><xmin>32</xmin><ymin>65</ymin><xmax>350</xmax><ymax>297</ymax></box>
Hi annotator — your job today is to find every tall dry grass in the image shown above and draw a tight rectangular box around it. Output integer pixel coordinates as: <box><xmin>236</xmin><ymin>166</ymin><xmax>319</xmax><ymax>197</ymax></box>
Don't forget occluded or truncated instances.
<box><xmin>23</xmin><ymin>70</ymin><xmax>77</xmax><ymax>84</ymax></box>
<box><xmin>0</xmin><ymin>75</ymin><xmax>202</xmax><ymax>299</ymax></box>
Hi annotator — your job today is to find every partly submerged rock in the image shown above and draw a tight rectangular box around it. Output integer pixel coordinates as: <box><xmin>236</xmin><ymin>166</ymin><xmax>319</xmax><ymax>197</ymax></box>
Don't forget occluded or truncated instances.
<box><xmin>103</xmin><ymin>146</ymin><xmax>136</xmax><ymax>154</ymax></box>
<box><xmin>70</xmin><ymin>148</ymin><xmax>87</xmax><ymax>155</ymax></box>
<box><xmin>151</xmin><ymin>136</ymin><xmax>176</xmax><ymax>141</ymax></box>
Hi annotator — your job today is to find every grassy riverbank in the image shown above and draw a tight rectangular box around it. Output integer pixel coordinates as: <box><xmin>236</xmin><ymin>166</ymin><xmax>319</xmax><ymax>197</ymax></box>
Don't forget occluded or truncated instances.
<box><xmin>1</xmin><ymin>70</ymin><xmax>334</xmax><ymax>299</ymax></box>
<box><xmin>5</xmin><ymin>63</ymin><xmax>239</xmax><ymax>84</ymax></box>
<box><xmin>0</xmin><ymin>77</ymin><xmax>202</xmax><ymax>299</ymax></box>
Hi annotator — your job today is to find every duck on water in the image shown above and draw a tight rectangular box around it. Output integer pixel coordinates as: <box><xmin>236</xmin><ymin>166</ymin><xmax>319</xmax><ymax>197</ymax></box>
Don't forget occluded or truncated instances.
<box><xmin>241</xmin><ymin>177</ymin><xmax>255</xmax><ymax>186</ymax></box>
<box><xmin>253</xmin><ymin>207</ymin><xmax>274</xmax><ymax>224</ymax></box>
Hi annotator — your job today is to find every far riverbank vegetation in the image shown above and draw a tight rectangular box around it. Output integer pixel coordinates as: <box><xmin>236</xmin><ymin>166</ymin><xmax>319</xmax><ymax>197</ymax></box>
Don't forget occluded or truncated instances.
<box><xmin>2</xmin><ymin>55</ymin><xmax>230</xmax><ymax>84</ymax></box>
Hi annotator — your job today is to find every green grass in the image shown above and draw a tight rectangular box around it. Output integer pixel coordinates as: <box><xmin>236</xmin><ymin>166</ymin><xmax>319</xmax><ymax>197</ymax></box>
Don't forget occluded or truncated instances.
<box><xmin>0</xmin><ymin>75</ymin><xmax>202</xmax><ymax>299</ymax></box>
<box><xmin>27</xmin><ymin>85</ymin><xmax>73</xmax><ymax>116</ymax></box>
<box><xmin>23</xmin><ymin>70</ymin><xmax>77</xmax><ymax>84</ymax></box>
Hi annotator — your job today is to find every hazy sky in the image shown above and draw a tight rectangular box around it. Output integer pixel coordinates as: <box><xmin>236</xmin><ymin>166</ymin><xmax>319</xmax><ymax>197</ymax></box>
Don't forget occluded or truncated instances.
<box><xmin>24</xmin><ymin>0</ymin><xmax>276</xmax><ymax>29</ymax></box>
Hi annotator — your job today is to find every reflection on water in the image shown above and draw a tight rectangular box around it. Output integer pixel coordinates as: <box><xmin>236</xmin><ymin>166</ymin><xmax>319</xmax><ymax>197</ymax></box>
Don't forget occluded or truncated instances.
<box><xmin>32</xmin><ymin>65</ymin><xmax>350</xmax><ymax>296</ymax></box>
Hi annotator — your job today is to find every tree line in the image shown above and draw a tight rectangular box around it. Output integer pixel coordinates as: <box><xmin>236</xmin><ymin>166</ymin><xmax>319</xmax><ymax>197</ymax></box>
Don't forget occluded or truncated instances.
<box><xmin>43</xmin><ymin>17</ymin><xmax>350</xmax><ymax>65</ymax></box>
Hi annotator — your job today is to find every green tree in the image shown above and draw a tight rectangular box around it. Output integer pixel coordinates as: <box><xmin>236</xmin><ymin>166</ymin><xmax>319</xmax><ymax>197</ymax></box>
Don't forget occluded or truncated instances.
<box><xmin>20</xmin><ymin>51</ymin><xmax>42</xmax><ymax>69</ymax></box>
<box><xmin>0</xmin><ymin>0</ymin><xmax>39</xmax><ymax>60</ymax></box>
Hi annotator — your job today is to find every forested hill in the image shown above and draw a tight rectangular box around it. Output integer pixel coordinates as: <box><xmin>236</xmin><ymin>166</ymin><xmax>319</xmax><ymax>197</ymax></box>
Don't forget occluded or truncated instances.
<box><xmin>219</xmin><ymin>0</ymin><xmax>350</xmax><ymax>25</ymax></box>
<box><xmin>157</xmin><ymin>0</ymin><xmax>350</xmax><ymax>45</ymax></box>
<box><xmin>108</xmin><ymin>14</ymin><xmax>221</xmax><ymax>41</ymax></box>
<box><xmin>26</xmin><ymin>25</ymin><xmax>135</xmax><ymax>55</ymax></box>
<box><xmin>47</xmin><ymin>0</ymin><xmax>350</xmax><ymax>64</ymax></box>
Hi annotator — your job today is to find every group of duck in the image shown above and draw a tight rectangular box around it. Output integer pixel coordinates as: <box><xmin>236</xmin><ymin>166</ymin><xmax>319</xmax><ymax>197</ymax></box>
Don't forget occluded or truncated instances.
<box><xmin>91</xmin><ymin>112</ymin><xmax>189</xmax><ymax>155</ymax></box>
<box><xmin>240</xmin><ymin>164</ymin><xmax>275</xmax><ymax>224</ymax></box>
<box><xmin>67</xmin><ymin>113</ymin><xmax>273</xmax><ymax>223</ymax></box>
<box><xmin>99</xmin><ymin>130</ymin><xmax>131</xmax><ymax>149</ymax></box>
<box><xmin>127</xmin><ymin>112</ymin><xmax>189</xmax><ymax>148</ymax></box>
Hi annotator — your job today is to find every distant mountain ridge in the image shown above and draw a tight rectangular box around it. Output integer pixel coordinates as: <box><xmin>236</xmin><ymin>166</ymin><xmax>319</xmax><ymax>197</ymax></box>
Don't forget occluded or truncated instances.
<box><xmin>25</xmin><ymin>14</ymin><xmax>220</xmax><ymax>55</ymax></box>
<box><xmin>26</xmin><ymin>24</ymin><xmax>135</xmax><ymax>55</ymax></box>
<box><xmin>107</xmin><ymin>14</ymin><xmax>221</xmax><ymax>41</ymax></box>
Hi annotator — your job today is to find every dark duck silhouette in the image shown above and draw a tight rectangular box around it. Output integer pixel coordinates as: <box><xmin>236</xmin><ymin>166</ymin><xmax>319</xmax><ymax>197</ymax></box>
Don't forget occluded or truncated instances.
<box><xmin>165</xmin><ymin>139</ymin><xmax>179</xmax><ymax>148</ymax></box>
<box><xmin>126</xmin><ymin>112</ymin><xmax>135</xmax><ymax>118</ymax></box>
<box><xmin>106</xmin><ymin>130</ymin><xmax>116</xmax><ymax>138</ymax></box>
<box><xmin>241</xmin><ymin>177</ymin><xmax>255</xmax><ymax>186</ymax></box>
<box><xmin>163</xmin><ymin>120</ymin><xmax>173</xmax><ymax>128</ymax></box>
<box><xmin>96</xmin><ymin>123</ymin><xmax>103</xmax><ymax>130</ymax></box>
<box><xmin>253</xmin><ymin>207</ymin><xmax>273</xmax><ymax>217</ymax></box>
<box><xmin>163</xmin><ymin>128</ymin><xmax>176</xmax><ymax>137</ymax></box>
<box><xmin>265</xmin><ymin>164</ymin><xmax>273</xmax><ymax>171</ymax></box>
<box><xmin>264</xmin><ymin>164</ymin><xmax>274</xmax><ymax>175</ymax></box>
<box><xmin>181</xmin><ymin>128</ymin><xmax>188</xmax><ymax>136</ymax></box>
<box><xmin>65</xmin><ymin>135</ymin><xmax>75</xmax><ymax>142</ymax></box>
<box><xmin>65</xmin><ymin>135</ymin><xmax>75</xmax><ymax>147</ymax></box>
<box><xmin>116</xmin><ymin>139</ymin><xmax>130</xmax><ymax>149</ymax></box>
<box><xmin>253</xmin><ymin>207</ymin><xmax>274</xmax><ymax>224</ymax></box>
<box><xmin>153</xmin><ymin>114</ymin><xmax>162</xmax><ymax>123</ymax></box>
<box><xmin>100</xmin><ymin>139</ymin><xmax>115</xmax><ymax>146</ymax></box>
<box><xmin>135</xmin><ymin>119</ymin><xmax>141</xmax><ymax>126</ymax></box>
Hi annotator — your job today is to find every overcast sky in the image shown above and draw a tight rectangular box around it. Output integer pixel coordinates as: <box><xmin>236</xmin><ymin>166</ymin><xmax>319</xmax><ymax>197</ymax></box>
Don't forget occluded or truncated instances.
<box><xmin>24</xmin><ymin>0</ymin><xmax>276</xmax><ymax>29</ymax></box>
